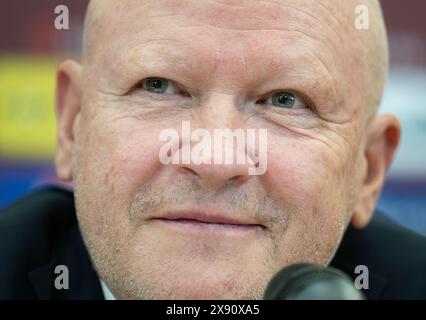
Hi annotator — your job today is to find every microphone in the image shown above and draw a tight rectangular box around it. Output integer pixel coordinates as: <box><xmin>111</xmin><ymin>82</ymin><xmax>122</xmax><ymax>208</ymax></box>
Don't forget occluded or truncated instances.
<box><xmin>263</xmin><ymin>263</ymin><xmax>364</xmax><ymax>300</ymax></box>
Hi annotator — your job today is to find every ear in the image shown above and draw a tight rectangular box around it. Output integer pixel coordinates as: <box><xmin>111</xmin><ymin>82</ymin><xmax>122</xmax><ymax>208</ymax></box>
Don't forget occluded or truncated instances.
<box><xmin>351</xmin><ymin>114</ymin><xmax>401</xmax><ymax>229</ymax></box>
<box><xmin>55</xmin><ymin>60</ymin><xmax>83</xmax><ymax>182</ymax></box>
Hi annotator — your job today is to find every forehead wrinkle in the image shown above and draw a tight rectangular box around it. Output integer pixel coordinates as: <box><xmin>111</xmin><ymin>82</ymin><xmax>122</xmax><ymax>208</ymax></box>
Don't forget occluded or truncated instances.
<box><xmin>84</xmin><ymin>0</ymin><xmax>359</xmax><ymax>80</ymax></box>
<box><xmin>200</xmin><ymin>0</ymin><xmax>360</xmax><ymax>52</ymax></box>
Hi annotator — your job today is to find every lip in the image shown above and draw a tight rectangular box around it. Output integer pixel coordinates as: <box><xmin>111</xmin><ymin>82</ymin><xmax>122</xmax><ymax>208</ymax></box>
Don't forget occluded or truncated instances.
<box><xmin>148</xmin><ymin>208</ymin><xmax>265</xmax><ymax>236</ymax></box>
<box><xmin>151</xmin><ymin>209</ymin><xmax>262</xmax><ymax>226</ymax></box>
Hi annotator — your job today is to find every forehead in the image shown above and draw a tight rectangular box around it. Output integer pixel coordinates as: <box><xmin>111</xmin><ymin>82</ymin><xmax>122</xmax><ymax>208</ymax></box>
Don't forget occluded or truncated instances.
<box><xmin>88</xmin><ymin>0</ymin><xmax>358</xmax><ymax>54</ymax></box>
<box><xmin>89</xmin><ymin>0</ymin><xmax>354</xmax><ymax>29</ymax></box>
<box><xmin>87</xmin><ymin>0</ymin><xmax>359</xmax><ymax>60</ymax></box>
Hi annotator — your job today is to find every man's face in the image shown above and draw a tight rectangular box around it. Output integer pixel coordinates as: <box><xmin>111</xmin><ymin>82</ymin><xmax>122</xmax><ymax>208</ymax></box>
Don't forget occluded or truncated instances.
<box><xmin>65</xmin><ymin>0</ymin><xmax>376</xmax><ymax>299</ymax></box>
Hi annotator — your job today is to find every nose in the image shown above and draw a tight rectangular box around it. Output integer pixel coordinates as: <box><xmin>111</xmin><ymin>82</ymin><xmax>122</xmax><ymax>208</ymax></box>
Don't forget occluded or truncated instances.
<box><xmin>178</xmin><ymin>159</ymin><xmax>252</xmax><ymax>189</ymax></box>
<box><xmin>176</xmin><ymin>94</ymin><xmax>259</xmax><ymax>188</ymax></box>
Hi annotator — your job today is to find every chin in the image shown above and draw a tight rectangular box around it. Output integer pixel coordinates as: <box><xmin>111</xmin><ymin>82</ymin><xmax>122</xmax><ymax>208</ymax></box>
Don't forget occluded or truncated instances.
<box><xmin>113</xmin><ymin>265</ymin><xmax>267</xmax><ymax>300</ymax></box>
<box><xmin>145</xmin><ymin>283</ymin><xmax>263</xmax><ymax>300</ymax></box>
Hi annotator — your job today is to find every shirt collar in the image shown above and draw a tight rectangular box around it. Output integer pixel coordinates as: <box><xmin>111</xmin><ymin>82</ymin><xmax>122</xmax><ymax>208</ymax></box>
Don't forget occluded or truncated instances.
<box><xmin>100</xmin><ymin>279</ymin><xmax>117</xmax><ymax>300</ymax></box>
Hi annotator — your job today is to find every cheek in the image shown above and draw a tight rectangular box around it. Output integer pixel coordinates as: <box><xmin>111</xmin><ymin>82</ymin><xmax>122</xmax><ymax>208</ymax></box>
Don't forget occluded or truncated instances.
<box><xmin>266</xmin><ymin>139</ymin><xmax>348</xmax><ymax>209</ymax></box>
<box><xmin>74</xmin><ymin>115</ymin><xmax>166</xmax><ymax>220</ymax></box>
<box><xmin>265</xmin><ymin>137</ymin><xmax>354</xmax><ymax>255</ymax></box>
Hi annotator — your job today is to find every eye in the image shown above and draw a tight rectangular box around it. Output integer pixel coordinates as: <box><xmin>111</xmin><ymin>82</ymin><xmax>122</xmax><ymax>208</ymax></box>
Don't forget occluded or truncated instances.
<box><xmin>140</xmin><ymin>77</ymin><xmax>176</xmax><ymax>94</ymax></box>
<box><xmin>257</xmin><ymin>90</ymin><xmax>310</xmax><ymax>109</ymax></box>
<box><xmin>271</xmin><ymin>91</ymin><xmax>296</xmax><ymax>108</ymax></box>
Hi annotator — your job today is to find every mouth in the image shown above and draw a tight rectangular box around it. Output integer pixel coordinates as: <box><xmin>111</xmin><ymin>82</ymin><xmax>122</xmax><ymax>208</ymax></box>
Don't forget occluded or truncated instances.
<box><xmin>148</xmin><ymin>209</ymin><xmax>266</xmax><ymax>237</ymax></box>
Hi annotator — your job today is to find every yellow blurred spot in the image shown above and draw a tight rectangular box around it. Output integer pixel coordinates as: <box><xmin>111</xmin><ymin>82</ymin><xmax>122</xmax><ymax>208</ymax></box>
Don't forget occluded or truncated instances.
<box><xmin>0</xmin><ymin>56</ymin><xmax>59</xmax><ymax>160</ymax></box>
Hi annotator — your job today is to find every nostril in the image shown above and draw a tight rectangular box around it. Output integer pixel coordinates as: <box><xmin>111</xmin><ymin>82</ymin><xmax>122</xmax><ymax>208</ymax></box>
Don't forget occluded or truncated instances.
<box><xmin>178</xmin><ymin>166</ymin><xmax>199</xmax><ymax>177</ymax></box>
<box><xmin>231</xmin><ymin>174</ymin><xmax>250</xmax><ymax>184</ymax></box>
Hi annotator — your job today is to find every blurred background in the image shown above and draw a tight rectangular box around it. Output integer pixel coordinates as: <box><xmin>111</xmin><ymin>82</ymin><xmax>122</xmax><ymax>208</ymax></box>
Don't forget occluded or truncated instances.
<box><xmin>0</xmin><ymin>1</ymin><xmax>425</xmax><ymax>234</ymax></box>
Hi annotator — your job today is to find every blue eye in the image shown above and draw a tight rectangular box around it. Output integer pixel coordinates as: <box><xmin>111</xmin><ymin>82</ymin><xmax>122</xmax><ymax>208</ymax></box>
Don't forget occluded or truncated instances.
<box><xmin>142</xmin><ymin>77</ymin><xmax>170</xmax><ymax>93</ymax></box>
<box><xmin>271</xmin><ymin>91</ymin><xmax>296</xmax><ymax>108</ymax></box>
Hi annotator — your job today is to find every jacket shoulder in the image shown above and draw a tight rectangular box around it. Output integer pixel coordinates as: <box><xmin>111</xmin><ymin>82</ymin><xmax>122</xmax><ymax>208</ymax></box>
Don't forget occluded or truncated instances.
<box><xmin>332</xmin><ymin>213</ymin><xmax>426</xmax><ymax>299</ymax></box>
<box><xmin>0</xmin><ymin>187</ymin><xmax>76</xmax><ymax>299</ymax></box>
<box><xmin>0</xmin><ymin>186</ymin><xmax>75</xmax><ymax>228</ymax></box>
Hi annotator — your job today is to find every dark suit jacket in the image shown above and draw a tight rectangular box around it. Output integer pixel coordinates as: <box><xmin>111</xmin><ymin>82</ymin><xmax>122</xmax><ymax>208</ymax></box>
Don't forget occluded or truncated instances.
<box><xmin>0</xmin><ymin>186</ymin><xmax>425</xmax><ymax>299</ymax></box>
